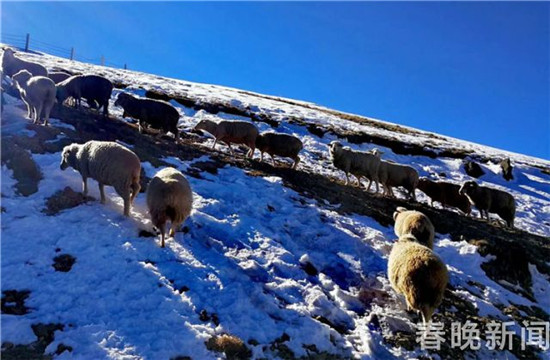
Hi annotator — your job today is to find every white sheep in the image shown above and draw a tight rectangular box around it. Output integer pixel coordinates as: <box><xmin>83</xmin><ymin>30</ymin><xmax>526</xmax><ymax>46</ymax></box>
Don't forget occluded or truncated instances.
<box><xmin>2</xmin><ymin>48</ymin><xmax>48</xmax><ymax>77</ymax></box>
<box><xmin>12</xmin><ymin>70</ymin><xmax>56</xmax><ymax>126</ymax></box>
<box><xmin>328</xmin><ymin>141</ymin><xmax>380</xmax><ymax>192</ymax></box>
<box><xmin>375</xmin><ymin>157</ymin><xmax>419</xmax><ymax>200</ymax></box>
<box><xmin>146</xmin><ymin>167</ymin><xmax>193</xmax><ymax>248</ymax></box>
<box><xmin>393</xmin><ymin>207</ymin><xmax>435</xmax><ymax>249</ymax></box>
<box><xmin>388</xmin><ymin>234</ymin><xmax>448</xmax><ymax>324</ymax></box>
<box><xmin>60</xmin><ymin>141</ymin><xmax>141</xmax><ymax>216</ymax></box>
<box><xmin>194</xmin><ymin>119</ymin><xmax>259</xmax><ymax>157</ymax></box>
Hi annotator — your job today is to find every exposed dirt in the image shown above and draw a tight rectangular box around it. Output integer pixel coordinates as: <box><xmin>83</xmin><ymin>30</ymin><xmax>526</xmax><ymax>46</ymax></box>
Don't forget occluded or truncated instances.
<box><xmin>1</xmin><ymin>323</ymin><xmax>64</xmax><ymax>360</ymax></box>
<box><xmin>1</xmin><ymin>290</ymin><xmax>30</xmax><ymax>315</ymax></box>
<box><xmin>52</xmin><ymin>254</ymin><xmax>76</xmax><ymax>272</ymax></box>
<box><xmin>43</xmin><ymin>186</ymin><xmax>94</xmax><ymax>215</ymax></box>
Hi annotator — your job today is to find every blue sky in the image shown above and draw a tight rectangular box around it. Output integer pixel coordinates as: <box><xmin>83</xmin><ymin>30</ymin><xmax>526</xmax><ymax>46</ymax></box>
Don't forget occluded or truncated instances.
<box><xmin>2</xmin><ymin>2</ymin><xmax>548</xmax><ymax>159</ymax></box>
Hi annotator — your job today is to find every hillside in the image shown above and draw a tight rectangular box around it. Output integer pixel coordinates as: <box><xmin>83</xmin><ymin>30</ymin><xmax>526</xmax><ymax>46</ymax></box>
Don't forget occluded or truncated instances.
<box><xmin>1</xmin><ymin>49</ymin><xmax>550</xmax><ymax>360</ymax></box>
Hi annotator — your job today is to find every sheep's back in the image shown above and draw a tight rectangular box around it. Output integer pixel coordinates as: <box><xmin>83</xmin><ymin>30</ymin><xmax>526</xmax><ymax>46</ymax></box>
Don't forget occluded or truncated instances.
<box><xmin>147</xmin><ymin>168</ymin><xmax>193</xmax><ymax>223</ymax></box>
<box><xmin>125</xmin><ymin>98</ymin><xmax>179</xmax><ymax>126</ymax></box>
<box><xmin>388</xmin><ymin>241</ymin><xmax>448</xmax><ymax>305</ymax></box>
<box><xmin>258</xmin><ymin>133</ymin><xmax>303</xmax><ymax>157</ymax></box>
<box><xmin>3</xmin><ymin>54</ymin><xmax>48</xmax><ymax>77</ymax></box>
<box><xmin>219</xmin><ymin>121</ymin><xmax>258</xmax><ymax>142</ymax></box>
<box><xmin>81</xmin><ymin>142</ymin><xmax>140</xmax><ymax>188</ymax></box>
<box><xmin>26</xmin><ymin>77</ymin><xmax>56</xmax><ymax>102</ymax></box>
<box><xmin>79</xmin><ymin>75</ymin><xmax>113</xmax><ymax>100</ymax></box>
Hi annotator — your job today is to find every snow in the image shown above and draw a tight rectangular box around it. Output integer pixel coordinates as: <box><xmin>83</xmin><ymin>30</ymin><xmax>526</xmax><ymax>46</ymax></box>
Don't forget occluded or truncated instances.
<box><xmin>1</xmin><ymin>48</ymin><xmax>550</xmax><ymax>359</ymax></box>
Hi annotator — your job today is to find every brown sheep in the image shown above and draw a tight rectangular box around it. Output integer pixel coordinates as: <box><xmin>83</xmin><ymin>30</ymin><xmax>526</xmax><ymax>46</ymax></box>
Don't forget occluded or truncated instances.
<box><xmin>146</xmin><ymin>167</ymin><xmax>193</xmax><ymax>248</ymax></box>
<box><xmin>256</xmin><ymin>132</ymin><xmax>303</xmax><ymax>169</ymax></box>
<box><xmin>417</xmin><ymin>178</ymin><xmax>471</xmax><ymax>215</ymax></box>
<box><xmin>393</xmin><ymin>207</ymin><xmax>435</xmax><ymax>249</ymax></box>
<box><xmin>194</xmin><ymin>119</ymin><xmax>258</xmax><ymax>157</ymax></box>
<box><xmin>48</xmin><ymin>72</ymin><xmax>71</xmax><ymax>84</ymax></box>
<box><xmin>2</xmin><ymin>48</ymin><xmax>48</xmax><ymax>77</ymax></box>
<box><xmin>459</xmin><ymin>181</ymin><xmax>516</xmax><ymax>227</ymax></box>
<box><xmin>388</xmin><ymin>234</ymin><xmax>448</xmax><ymax>324</ymax></box>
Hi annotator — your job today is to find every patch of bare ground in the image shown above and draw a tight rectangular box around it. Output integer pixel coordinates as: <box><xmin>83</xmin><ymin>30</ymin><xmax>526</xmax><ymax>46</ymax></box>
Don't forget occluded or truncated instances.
<box><xmin>1</xmin><ymin>323</ymin><xmax>67</xmax><ymax>360</ymax></box>
<box><xmin>43</xmin><ymin>186</ymin><xmax>94</xmax><ymax>215</ymax></box>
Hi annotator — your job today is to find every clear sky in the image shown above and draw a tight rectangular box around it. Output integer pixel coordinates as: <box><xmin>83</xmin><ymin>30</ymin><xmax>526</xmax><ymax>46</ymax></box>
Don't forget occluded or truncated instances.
<box><xmin>2</xmin><ymin>2</ymin><xmax>549</xmax><ymax>159</ymax></box>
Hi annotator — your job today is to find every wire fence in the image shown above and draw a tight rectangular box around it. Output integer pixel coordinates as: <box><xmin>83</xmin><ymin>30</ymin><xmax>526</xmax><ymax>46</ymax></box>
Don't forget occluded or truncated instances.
<box><xmin>1</xmin><ymin>32</ymin><xmax>127</xmax><ymax>69</ymax></box>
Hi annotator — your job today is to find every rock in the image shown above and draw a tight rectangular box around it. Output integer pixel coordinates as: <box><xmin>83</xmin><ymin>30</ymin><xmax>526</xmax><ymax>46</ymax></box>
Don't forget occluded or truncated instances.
<box><xmin>52</xmin><ymin>254</ymin><xmax>76</xmax><ymax>272</ymax></box>
<box><xmin>463</xmin><ymin>160</ymin><xmax>485</xmax><ymax>178</ymax></box>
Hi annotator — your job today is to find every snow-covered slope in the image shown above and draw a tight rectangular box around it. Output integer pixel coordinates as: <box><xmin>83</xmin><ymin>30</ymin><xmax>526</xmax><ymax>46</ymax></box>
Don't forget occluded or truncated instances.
<box><xmin>2</xmin><ymin>49</ymin><xmax>550</xmax><ymax>360</ymax></box>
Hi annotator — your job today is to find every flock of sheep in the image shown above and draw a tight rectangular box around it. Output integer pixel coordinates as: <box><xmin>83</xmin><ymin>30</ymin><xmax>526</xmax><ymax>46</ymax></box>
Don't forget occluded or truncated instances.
<box><xmin>2</xmin><ymin>48</ymin><xmax>520</xmax><ymax>325</ymax></box>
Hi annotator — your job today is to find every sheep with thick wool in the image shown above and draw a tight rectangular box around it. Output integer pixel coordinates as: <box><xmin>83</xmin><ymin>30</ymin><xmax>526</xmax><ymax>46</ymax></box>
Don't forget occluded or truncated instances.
<box><xmin>60</xmin><ymin>141</ymin><xmax>141</xmax><ymax>217</ymax></box>
<box><xmin>256</xmin><ymin>132</ymin><xmax>303</xmax><ymax>169</ymax></box>
<box><xmin>375</xmin><ymin>158</ymin><xmax>419</xmax><ymax>200</ymax></box>
<box><xmin>194</xmin><ymin>119</ymin><xmax>258</xmax><ymax>157</ymax></box>
<box><xmin>12</xmin><ymin>70</ymin><xmax>56</xmax><ymax>126</ymax></box>
<box><xmin>417</xmin><ymin>177</ymin><xmax>471</xmax><ymax>215</ymax></box>
<box><xmin>328</xmin><ymin>141</ymin><xmax>381</xmax><ymax>192</ymax></box>
<box><xmin>2</xmin><ymin>48</ymin><xmax>48</xmax><ymax>77</ymax></box>
<box><xmin>393</xmin><ymin>207</ymin><xmax>435</xmax><ymax>249</ymax></box>
<box><xmin>146</xmin><ymin>167</ymin><xmax>193</xmax><ymax>248</ymax></box>
<box><xmin>115</xmin><ymin>92</ymin><xmax>180</xmax><ymax>142</ymax></box>
<box><xmin>459</xmin><ymin>181</ymin><xmax>515</xmax><ymax>227</ymax></box>
<box><xmin>56</xmin><ymin>75</ymin><xmax>113</xmax><ymax>117</ymax></box>
<box><xmin>388</xmin><ymin>234</ymin><xmax>448</xmax><ymax>325</ymax></box>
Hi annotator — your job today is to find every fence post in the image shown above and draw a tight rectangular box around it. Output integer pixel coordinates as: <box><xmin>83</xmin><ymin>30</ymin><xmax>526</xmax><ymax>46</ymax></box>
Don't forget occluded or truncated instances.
<box><xmin>100</xmin><ymin>55</ymin><xmax>105</xmax><ymax>66</ymax></box>
<box><xmin>70</xmin><ymin>47</ymin><xmax>75</xmax><ymax>60</ymax></box>
<box><xmin>124</xmin><ymin>64</ymin><xmax>127</xmax><ymax>70</ymax></box>
<box><xmin>25</xmin><ymin>33</ymin><xmax>30</xmax><ymax>52</ymax></box>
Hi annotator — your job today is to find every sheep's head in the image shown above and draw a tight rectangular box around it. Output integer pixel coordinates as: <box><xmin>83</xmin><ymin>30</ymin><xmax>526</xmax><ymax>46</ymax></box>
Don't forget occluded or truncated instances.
<box><xmin>328</xmin><ymin>141</ymin><xmax>343</xmax><ymax>157</ymax></box>
<box><xmin>60</xmin><ymin>144</ymin><xmax>79</xmax><ymax>170</ymax></box>
<box><xmin>370</xmin><ymin>148</ymin><xmax>383</xmax><ymax>158</ymax></box>
<box><xmin>459</xmin><ymin>181</ymin><xmax>478</xmax><ymax>196</ymax></box>
<box><xmin>114</xmin><ymin>92</ymin><xmax>132</xmax><ymax>107</ymax></box>
<box><xmin>255</xmin><ymin>134</ymin><xmax>266</xmax><ymax>149</ymax></box>
<box><xmin>56</xmin><ymin>85</ymin><xmax>69</xmax><ymax>104</ymax></box>
<box><xmin>12</xmin><ymin>70</ymin><xmax>32</xmax><ymax>88</ymax></box>
<box><xmin>193</xmin><ymin>119</ymin><xmax>216</xmax><ymax>135</ymax></box>
<box><xmin>2</xmin><ymin>48</ymin><xmax>15</xmax><ymax>61</ymax></box>
<box><xmin>393</xmin><ymin>206</ymin><xmax>408</xmax><ymax>221</ymax></box>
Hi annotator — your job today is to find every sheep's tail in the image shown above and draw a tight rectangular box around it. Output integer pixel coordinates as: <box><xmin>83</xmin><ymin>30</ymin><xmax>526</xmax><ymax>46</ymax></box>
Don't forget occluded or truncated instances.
<box><xmin>130</xmin><ymin>173</ymin><xmax>141</xmax><ymax>203</ymax></box>
<box><xmin>165</xmin><ymin>206</ymin><xmax>176</xmax><ymax>222</ymax></box>
<box><xmin>420</xmin><ymin>305</ymin><xmax>435</xmax><ymax>326</ymax></box>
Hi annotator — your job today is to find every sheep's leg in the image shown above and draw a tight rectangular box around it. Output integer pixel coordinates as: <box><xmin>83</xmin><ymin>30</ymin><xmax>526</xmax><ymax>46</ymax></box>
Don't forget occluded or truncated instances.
<box><xmin>248</xmin><ymin>145</ymin><xmax>255</xmax><ymax>158</ymax></box>
<box><xmin>270</xmin><ymin>154</ymin><xmax>276</xmax><ymax>167</ymax></box>
<box><xmin>344</xmin><ymin>173</ymin><xmax>350</xmax><ymax>185</ymax></box>
<box><xmin>34</xmin><ymin>104</ymin><xmax>43</xmax><ymax>125</ymax></box>
<box><xmin>292</xmin><ymin>156</ymin><xmax>300</xmax><ymax>170</ymax></box>
<box><xmin>366</xmin><ymin>179</ymin><xmax>373</xmax><ymax>192</ymax></box>
<box><xmin>159</xmin><ymin>223</ymin><xmax>166</xmax><ymax>247</ymax></box>
<box><xmin>211</xmin><ymin>138</ymin><xmax>218</xmax><ymax>150</ymax></box>
<box><xmin>42</xmin><ymin>100</ymin><xmax>54</xmax><ymax>126</ymax></box>
<box><xmin>353</xmin><ymin>175</ymin><xmax>361</xmax><ymax>187</ymax></box>
<box><xmin>375</xmin><ymin>181</ymin><xmax>380</xmax><ymax>194</ymax></box>
<box><xmin>227</xmin><ymin>143</ymin><xmax>234</xmax><ymax>155</ymax></box>
<box><xmin>123</xmin><ymin>196</ymin><xmax>131</xmax><ymax>217</ymax></box>
<box><xmin>130</xmin><ymin>182</ymin><xmax>141</xmax><ymax>204</ymax></box>
<box><xmin>260</xmin><ymin>152</ymin><xmax>264</xmax><ymax>162</ymax></box>
<box><xmin>82</xmin><ymin>177</ymin><xmax>88</xmax><ymax>195</ymax></box>
<box><xmin>138</xmin><ymin>121</ymin><xmax>145</xmax><ymax>134</ymax></box>
<box><xmin>98</xmin><ymin>183</ymin><xmax>106</xmax><ymax>204</ymax></box>
<box><xmin>169</xmin><ymin>222</ymin><xmax>180</xmax><ymax>237</ymax></box>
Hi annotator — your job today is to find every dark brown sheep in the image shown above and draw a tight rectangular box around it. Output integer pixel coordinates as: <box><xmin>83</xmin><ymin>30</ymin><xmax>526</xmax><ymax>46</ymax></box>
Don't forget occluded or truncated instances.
<box><xmin>48</xmin><ymin>72</ymin><xmax>71</xmax><ymax>84</ymax></box>
<box><xmin>417</xmin><ymin>178</ymin><xmax>471</xmax><ymax>215</ymax></box>
<box><xmin>56</xmin><ymin>75</ymin><xmax>113</xmax><ymax>117</ymax></box>
<box><xmin>114</xmin><ymin>92</ymin><xmax>180</xmax><ymax>142</ymax></box>
<box><xmin>256</xmin><ymin>132</ymin><xmax>303</xmax><ymax>169</ymax></box>
<box><xmin>459</xmin><ymin>181</ymin><xmax>516</xmax><ymax>227</ymax></box>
